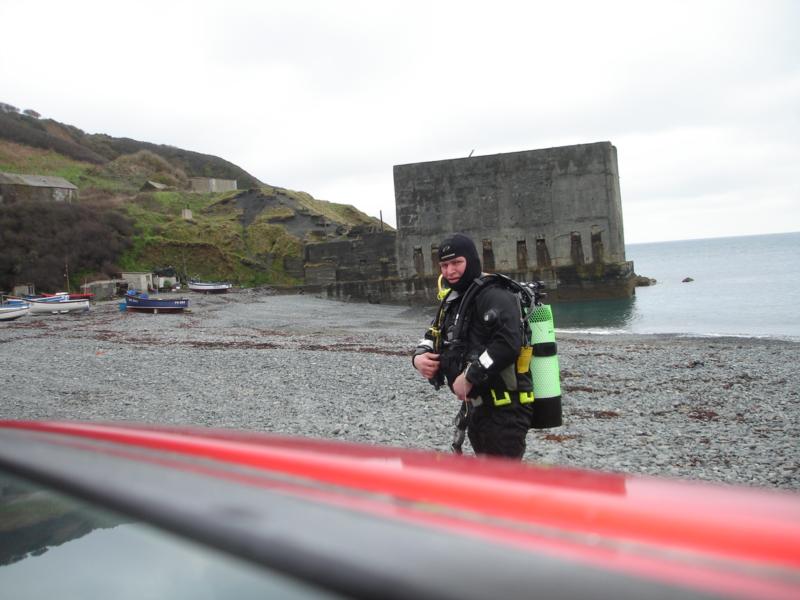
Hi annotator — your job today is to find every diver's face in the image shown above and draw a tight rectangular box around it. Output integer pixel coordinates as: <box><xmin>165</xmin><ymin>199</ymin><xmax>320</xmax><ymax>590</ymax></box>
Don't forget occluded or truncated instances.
<box><xmin>440</xmin><ymin>256</ymin><xmax>467</xmax><ymax>285</ymax></box>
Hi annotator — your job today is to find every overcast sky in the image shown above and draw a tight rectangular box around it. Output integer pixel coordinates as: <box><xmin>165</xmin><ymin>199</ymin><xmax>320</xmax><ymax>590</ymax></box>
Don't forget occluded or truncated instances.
<box><xmin>2</xmin><ymin>0</ymin><xmax>798</xmax><ymax>243</ymax></box>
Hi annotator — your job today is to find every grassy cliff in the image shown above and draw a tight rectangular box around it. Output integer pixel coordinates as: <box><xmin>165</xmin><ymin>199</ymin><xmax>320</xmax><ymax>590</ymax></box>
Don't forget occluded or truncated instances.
<box><xmin>0</xmin><ymin>107</ymin><xmax>391</xmax><ymax>290</ymax></box>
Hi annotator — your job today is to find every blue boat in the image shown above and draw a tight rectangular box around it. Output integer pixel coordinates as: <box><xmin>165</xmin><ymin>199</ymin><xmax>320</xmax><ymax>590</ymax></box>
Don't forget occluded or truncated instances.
<box><xmin>124</xmin><ymin>290</ymin><xmax>189</xmax><ymax>313</ymax></box>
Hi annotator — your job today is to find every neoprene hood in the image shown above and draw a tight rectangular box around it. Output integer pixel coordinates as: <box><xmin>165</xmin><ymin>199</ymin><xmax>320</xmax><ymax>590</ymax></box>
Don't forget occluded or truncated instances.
<box><xmin>438</xmin><ymin>233</ymin><xmax>482</xmax><ymax>293</ymax></box>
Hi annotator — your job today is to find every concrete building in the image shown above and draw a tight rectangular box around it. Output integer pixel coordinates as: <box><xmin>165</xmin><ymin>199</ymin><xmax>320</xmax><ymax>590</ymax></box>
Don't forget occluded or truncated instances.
<box><xmin>120</xmin><ymin>272</ymin><xmax>154</xmax><ymax>292</ymax></box>
<box><xmin>12</xmin><ymin>284</ymin><xmax>36</xmax><ymax>297</ymax></box>
<box><xmin>81</xmin><ymin>279</ymin><xmax>127</xmax><ymax>300</ymax></box>
<box><xmin>154</xmin><ymin>267</ymin><xmax>178</xmax><ymax>290</ymax></box>
<box><xmin>305</xmin><ymin>232</ymin><xmax>397</xmax><ymax>286</ymax></box>
<box><xmin>391</xmin><ymin>141</ymin><xmax>634</xmax><ymax>301</ymax></box>
<box><xmin>189</xmin><ymin>177</ymin><xmax>237</xmax><ymax>193</ymax></box>
<box><xmin>0</xmin><ymin>172</ymin><xmax>78</xmax><ymax>204</ymax></box>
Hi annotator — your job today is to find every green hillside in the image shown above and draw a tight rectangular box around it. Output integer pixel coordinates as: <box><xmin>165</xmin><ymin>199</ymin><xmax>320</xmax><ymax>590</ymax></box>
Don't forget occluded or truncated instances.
<box><xmin>0</xmin><ymin>105</ymin><xmax>391</xmax><ymax>291</ymax></box>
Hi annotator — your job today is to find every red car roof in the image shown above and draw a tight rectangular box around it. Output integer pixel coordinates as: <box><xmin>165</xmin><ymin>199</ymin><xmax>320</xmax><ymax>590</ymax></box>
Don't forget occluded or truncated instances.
<box><xmin>1</xmin><ymin>420</ymin><xmax>798</xmax><ymax>599</ymax></box>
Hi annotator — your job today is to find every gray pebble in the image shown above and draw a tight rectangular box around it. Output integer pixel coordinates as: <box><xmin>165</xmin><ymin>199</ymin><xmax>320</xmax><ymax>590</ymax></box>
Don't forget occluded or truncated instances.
<box><xmin>0</xmin><ymin>291</ymin><xmax>798</xmax><ymax>491</ymax></box>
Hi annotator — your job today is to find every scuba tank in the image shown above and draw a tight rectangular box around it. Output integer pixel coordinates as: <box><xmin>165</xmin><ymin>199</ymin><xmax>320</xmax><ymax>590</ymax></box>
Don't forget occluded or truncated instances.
<box><xmin>527</xmin><ymin>303</ymin><xmax>563</xmax><ymax>428</ymax></box>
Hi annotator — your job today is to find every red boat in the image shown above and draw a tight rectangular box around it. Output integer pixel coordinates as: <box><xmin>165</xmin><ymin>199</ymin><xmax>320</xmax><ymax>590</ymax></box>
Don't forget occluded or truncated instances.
<box><xmin>41</xmin><ymin>292</ymin><xmax>95</xmax><ymax>301</ymax></box>
<box><xmin>0</xmin><ymin>420</ymin><xmax>798</xmax><ymax>599</ymax></box>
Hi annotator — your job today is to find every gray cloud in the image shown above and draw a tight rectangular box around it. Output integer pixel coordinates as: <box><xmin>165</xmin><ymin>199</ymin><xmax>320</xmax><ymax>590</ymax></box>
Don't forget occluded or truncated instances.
<box><xmin>1</xmin><ymin>0</ymin><xmax>797</xmax><ymax>242</ymax></box>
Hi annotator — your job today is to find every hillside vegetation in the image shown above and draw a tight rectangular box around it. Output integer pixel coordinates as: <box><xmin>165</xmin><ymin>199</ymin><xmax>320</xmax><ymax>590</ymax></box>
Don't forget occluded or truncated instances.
<box><xmin>0</xmin><ymin>104</ymin><xmax>390</xmax><ymax>292</ymax></box>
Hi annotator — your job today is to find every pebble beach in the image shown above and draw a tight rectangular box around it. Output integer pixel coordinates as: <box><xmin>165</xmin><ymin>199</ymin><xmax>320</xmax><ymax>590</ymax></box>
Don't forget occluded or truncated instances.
<box><xmin>1</xmin><ymin>290</ymin><xmax>798</xmax><ymax>491</ymax></box>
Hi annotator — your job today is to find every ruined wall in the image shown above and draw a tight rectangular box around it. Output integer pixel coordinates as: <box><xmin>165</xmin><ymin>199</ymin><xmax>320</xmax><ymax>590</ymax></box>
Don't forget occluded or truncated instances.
<box><xmin>0</xmin><ymin>184</ymin><xmax>77</xmax><ymax>204</ymax></box>
<box><xmin>393</xmin><ymin>142</ymin><xmax>627</xmax><ymax>280</ymax></box>
<box><xmin>304</xmin><ymin>232</ymin><xmax>397</xmax><ymax>285</ymax></box>
<box><xmin>189</xmin><ymin>177</ymin><xmax>238</xmax><ymax>193</ymax></box>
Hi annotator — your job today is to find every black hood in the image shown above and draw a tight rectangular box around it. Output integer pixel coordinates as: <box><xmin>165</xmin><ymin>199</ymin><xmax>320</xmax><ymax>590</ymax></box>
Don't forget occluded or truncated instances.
<box><xmin>438</xmin><ymin>234</ymin><xmax>482</xmax><ymax>293</ymax></box>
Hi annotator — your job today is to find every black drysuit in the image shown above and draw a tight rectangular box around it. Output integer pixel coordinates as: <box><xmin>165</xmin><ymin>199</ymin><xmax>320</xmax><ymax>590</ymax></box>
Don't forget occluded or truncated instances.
<box><xmin>417</xmin><ymin>280</ymin><xmax>534</xmax><ymax>459</ymax></box>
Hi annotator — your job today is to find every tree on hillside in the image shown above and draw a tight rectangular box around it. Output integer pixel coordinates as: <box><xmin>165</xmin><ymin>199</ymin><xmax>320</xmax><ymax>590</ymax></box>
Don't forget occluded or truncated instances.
<box><xmin>23</xmin><ymin>109</ymin><xmax>41</xmax><ymax>118</ymax></box>
<box><xmin>0</xmin><ymin>102</ymin><xmax>19</xmax><ymax>114</ymax></box>
<box><xmin>0</xmin><ymin>201</ymin><xmax>134</xmax><ymax>291</ymax></box>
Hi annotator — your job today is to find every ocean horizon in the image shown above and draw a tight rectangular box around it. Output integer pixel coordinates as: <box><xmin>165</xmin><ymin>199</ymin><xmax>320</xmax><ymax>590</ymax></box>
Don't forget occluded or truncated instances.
<box><xmin>551</xmin><ymin>231</ymin><xmax>800</xmax><ymax>341</ymax></box>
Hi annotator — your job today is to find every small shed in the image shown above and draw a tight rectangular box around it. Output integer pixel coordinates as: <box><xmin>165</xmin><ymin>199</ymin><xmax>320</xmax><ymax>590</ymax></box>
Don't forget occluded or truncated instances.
<box><xmin>12</xmin><ymin>283</ymin><xmax>36</xmax><ymax>297</ymax></box>
<box><xmin>120</xmin><ymin>272</ymin><xmax>154</xmax><ymax>292</ymax></box>
<box><xmin>153</xmin><ymin>267</ymin><xmax>179</xmax><ymax>290</ymax></box>
<box><xmin>0</xmin><ymin>172</ymin><xmax>78</xmax><ymax>204</ymax></box>
<box><xmin>81</xmin><ymin>279</ymin><xmax>127</xmax><ymax>300</ymax></box>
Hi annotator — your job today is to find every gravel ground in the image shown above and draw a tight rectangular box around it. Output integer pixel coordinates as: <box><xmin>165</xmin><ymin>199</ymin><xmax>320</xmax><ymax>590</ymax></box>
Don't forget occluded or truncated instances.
<box><xmin>1</xmin><ymin>290</ymin><xmax>798</xmax><ymax>491</ymax></box>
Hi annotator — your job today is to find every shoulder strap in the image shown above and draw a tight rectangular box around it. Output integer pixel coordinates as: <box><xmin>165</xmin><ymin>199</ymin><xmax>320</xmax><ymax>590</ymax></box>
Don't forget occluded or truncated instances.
<box><xmin>451</xmin><ymin>274</ymin><xmax>505</xmax><ymax>341</ymax></box>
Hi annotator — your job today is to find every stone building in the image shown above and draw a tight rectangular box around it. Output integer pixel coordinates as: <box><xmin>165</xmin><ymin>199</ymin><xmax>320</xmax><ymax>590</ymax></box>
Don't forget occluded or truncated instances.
<box><xmin>189</xmin><ymin>177</ymin><xmax>237</xmax><ymax>193</ymax></box>
<box><xmin>0</xmin><ymin>172</ymin><xmax>78</xmax><ymax>204</ymax></box>
<box><xmin>392</xmin><ymin>141</ymin><xmax>635</xmax><ymax>301</ymax></box>
<box><xmin>305</xmin><ymin>232</ymin><xmax>397</xmax><ymax>286</ymax></box>
<box><xmin>119</xmin><ymin>272</ymin><xmax>154</xmax><ymax>292</ymax></box>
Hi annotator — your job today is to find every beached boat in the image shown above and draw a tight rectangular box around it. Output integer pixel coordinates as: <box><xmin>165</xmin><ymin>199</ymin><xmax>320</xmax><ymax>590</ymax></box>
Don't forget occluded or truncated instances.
<box><xmin>124</xmin><ymin>291</ymin><xmax>189</xmax><ymax>313</ymax></box>
<box><xmin>28</xmin><ymin>295</ymin><xmax>90</xmax><ymax>314</ymax></box>
<box><xmin>42</xmin><ymin>292</ymin><xmax>95</xmax><ymax>301</ymax></box>
<box><xmin>188</xmin><ymin>279</ymin><xmax>232</xmax><ymax>293</ymax></box>
<box><xmin>0</xmin><ymin>298</ymin><xmax>30</xmax><ymax>321</ymax></box>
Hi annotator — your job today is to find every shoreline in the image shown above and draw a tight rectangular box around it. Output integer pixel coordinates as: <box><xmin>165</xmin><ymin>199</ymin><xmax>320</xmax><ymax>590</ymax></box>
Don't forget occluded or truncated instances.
<box><xmin>1</xmin><ymin>291</ymin><xmax>798</xmax><ymax>491</ymax></box>
<box><xmin>557</xmin><ymin>329</ymin><xmax>800</xmax><ymax>344</ymax></box>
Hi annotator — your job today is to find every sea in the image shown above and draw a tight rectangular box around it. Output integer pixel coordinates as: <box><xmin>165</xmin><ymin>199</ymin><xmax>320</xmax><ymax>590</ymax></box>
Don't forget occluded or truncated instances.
<box><xmin>550</xmin><ymin>231</ymin><xmax>800</xmax><ymax>341</ymax></box>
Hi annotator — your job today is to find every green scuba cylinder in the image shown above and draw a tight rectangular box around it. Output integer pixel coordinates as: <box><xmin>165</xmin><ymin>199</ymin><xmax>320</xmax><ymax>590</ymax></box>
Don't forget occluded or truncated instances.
<box><xmin>528</xmin><ymin>304</ymin><xmax>563</xmax><ymax>429</ymax></box>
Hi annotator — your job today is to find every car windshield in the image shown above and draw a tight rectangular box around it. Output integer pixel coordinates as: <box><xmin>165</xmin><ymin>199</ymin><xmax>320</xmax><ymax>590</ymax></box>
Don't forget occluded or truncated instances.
<box><xmin>0</xmin><ymin>471</ymin><xmax>341</xmax><ymax>600</ymax></box>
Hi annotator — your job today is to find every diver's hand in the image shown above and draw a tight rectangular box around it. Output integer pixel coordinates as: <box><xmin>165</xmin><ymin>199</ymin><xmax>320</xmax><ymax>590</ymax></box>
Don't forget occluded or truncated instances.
<box><xmin>413</xmin><ymin>352</ymin><xmax>440</xmax><ymax>379</ymax></box>
<box><xmin>452</xmin><ymin>372</ymin><xmax>473</xmax><ymax>401</ymax></box>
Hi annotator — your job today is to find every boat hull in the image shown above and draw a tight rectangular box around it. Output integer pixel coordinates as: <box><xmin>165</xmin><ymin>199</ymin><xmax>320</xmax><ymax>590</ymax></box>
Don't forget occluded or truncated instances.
<box><xmin>0</xmin><ymin>305</ymin><xmax>30</xmax><ymax>321</ymax></box>
<box><xmin>43</xmin><ymin>292</ymin><xmax>95</xmax><ymax>301</ymax></box>
<box><xmin>28</xmin><ymin>298</ymin><xmax>90</xmax><ymax>314</ymax></box>
<box><xmin>125</xmin><ymin>296</ymin><xmax>189</xmax><ymax>313</ymax></box>
<box><xmin>188</xmin><ymin>281</ymin><xmax>232</xmax><ymax>294</ymax></box>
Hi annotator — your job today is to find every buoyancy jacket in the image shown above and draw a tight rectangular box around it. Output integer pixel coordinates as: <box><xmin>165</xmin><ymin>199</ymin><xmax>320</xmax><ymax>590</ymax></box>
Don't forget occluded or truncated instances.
<box><xmin>415</xmin><ymin>277</ymin><xmax>534</xmax><ymax>406</ymax></box>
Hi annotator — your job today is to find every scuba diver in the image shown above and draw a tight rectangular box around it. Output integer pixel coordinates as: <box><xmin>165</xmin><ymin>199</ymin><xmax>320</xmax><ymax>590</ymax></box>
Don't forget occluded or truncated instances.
<box><xmin>412</xmin><ymin>234</ymin><xmax>534</xmax><ymax>459</ymax></box>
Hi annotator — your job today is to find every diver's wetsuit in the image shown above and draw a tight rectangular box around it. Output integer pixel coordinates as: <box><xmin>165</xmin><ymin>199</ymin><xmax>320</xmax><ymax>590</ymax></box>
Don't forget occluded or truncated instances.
<box><xmin>419</xmin><ymin>280</ymin><xmax>533</xmax><ymax>459</ymax></box>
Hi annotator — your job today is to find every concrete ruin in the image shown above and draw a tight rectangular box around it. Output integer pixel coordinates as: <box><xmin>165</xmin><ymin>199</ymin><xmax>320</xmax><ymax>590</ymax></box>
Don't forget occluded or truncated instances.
<box><xmin>390</xmin><ymin>141</ymin><xmax>634</xmax><ymax>302</ymax></box>
<box><xmin>304</xmin><ymin>232</ymin><xmax>397</xmax><ymax>302</ymax></box>
<box><xmin>304</xmin><ymin>141</ymin><xmax>635</xmax><ymax>303</ymax></box>
<box><xmin>189</xmin><ymin>177</ymin><xmax>237</xmax><ymax>193</ymax></box>
<box><xmin>0</xmin><ymin>172</ymin><xmax>78</xmax><ymax>204</ymax></box>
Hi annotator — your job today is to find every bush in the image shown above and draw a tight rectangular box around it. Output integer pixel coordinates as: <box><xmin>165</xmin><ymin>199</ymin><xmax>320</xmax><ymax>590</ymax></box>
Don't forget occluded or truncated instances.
<box><xmin>0</xmin><ymin>200</ymin><xmax>134</xmax><ymax>291</ymax></box>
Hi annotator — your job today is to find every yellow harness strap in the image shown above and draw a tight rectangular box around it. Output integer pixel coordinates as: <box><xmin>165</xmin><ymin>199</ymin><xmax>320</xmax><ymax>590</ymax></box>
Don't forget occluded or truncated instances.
<box><xmin>437</xmin><ymin>275</ymin><xmax>450</xmax><ymax>300</ymax></box>
<box><xmin>490</xmin><ymin>390</ymin><xmax>534</xmax><ymax>406</ymax></box>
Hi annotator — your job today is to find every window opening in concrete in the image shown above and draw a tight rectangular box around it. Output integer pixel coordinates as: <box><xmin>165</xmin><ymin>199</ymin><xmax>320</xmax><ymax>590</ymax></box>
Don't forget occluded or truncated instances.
<box><xmin>516</xmin><ymin>240</ymin><xmax>528</xmax><ymax>272</ymax></box>
<box><xmin>430</xmin><ymin>244</ymin><xmax>439</xmax><ymax>273</ymax></box>
<box><xmin>413</xmin><ymin>247</ymin><xmax>425</xmax><ymax>276</ymax></box>
<box><xmin>591</xmin><ymin>229</ymin><xmax>605</xmax><ymax>264</ymax></box>
<box><xmin>482</xmin><ymin>239</ymin><xmax>495</xmax><ymax>272</ymax></box>
<box><xmin>536</xmin><ymin>237</ymin><xmax>552</xmax><ymax>268</ymax></box>
<box><xmin>570</xmin><ymin>232</ymin><xmax>585</xmax><ymax>265</ymax></box>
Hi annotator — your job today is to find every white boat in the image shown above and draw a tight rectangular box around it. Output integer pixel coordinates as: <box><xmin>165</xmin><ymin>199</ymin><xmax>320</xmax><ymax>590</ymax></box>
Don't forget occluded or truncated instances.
<box><xmin>188</xmin><ymin>280</ymin><xmax>232</xmax><ymax>294</ymax></box>
<box><xmin>28</xmin><ymin>296</ymin><xmax>90</xmax><ymax>314</ymax></box>
<box><xmin>0</xmin><ymin>302</ymin><xmax>30</xmax><ymax>321</ymax></box>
